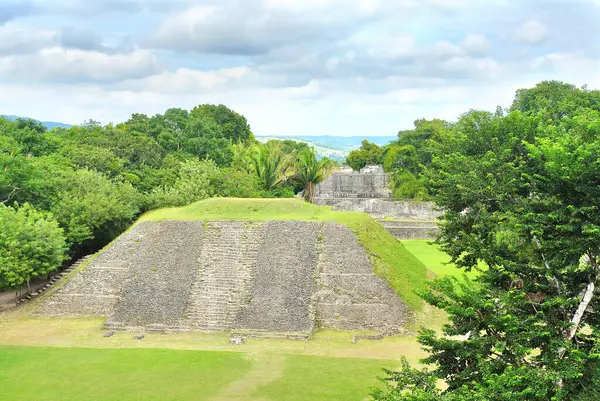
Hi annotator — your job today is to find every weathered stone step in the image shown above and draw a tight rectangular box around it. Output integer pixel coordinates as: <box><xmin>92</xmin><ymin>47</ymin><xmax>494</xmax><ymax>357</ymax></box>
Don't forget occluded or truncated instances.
<box><xmin>19</xmin><ymin>255</ymin><xmax>92</xmax><ymax>306</ymax></box>
<box><xmin>185</xmin><ymin>221</ymin><xmax>260</xmax><ymax>331</ymax></box>
<box><xmin>376</xmin><ymin>219</ymin><xmax>440</xmax><ymax>239</ymax></box>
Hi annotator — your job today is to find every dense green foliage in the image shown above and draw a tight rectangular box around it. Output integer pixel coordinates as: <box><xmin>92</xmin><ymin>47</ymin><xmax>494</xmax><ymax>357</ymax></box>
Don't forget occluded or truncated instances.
<box><xmin>346</xmin><ymin>140</ymin><xmax>384</xmax><ymax>170</ymax></box>
<box><xmin>0</xmin><ymin>104</ymin><xmax>329</xmax><ymax>291</ymax></box>
<box><xmin>373</xmin><ymin>81</ymin><xmax>600</xmax><ymax>400</ymax></box>
<box><xmin>0</xmin><ymin>204</ymin><xmax>67</xmax><ymax>290</ymax></box>
<box><xmin>346</xmin><ymin>120</ymin><xmax>451</xmax><ymax>200</ymax></box>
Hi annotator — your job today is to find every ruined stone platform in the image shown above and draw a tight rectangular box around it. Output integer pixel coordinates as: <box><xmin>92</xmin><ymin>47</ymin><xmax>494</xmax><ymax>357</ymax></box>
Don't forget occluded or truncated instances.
<box><xmin>312</xmin><ymin>165</ymin><xmax>393</xmax><ymax>206</ymax></box>
<box><xmin>34</xmin><ymin>220</ymin><xmax>409</xmax><ymax>336</ymax></box>
<box><xmin>377</xmin><ymin>220</ymin><xmax>440</xmax><ymax>240</ymax></box>
<box><xmin>312</xmin><ymin>165</ymin><xmax>441</xmax><ymax>239</ymax></box>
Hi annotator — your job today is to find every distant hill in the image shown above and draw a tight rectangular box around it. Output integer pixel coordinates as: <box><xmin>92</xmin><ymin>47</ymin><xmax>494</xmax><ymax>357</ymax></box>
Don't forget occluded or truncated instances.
<box><xmin>256</xmin><ymin>135</ymin><xmax>397</xmax><ymax>162</ymax></box>
<box><xmin>289</xmin><ymin>135</ymin><xmax>397</xmax><ymax>152</ymax></box>
<box><xmin>1</xmin><ymin>115</ymin><xmax>72</xmax><ymax>130</ymax></box>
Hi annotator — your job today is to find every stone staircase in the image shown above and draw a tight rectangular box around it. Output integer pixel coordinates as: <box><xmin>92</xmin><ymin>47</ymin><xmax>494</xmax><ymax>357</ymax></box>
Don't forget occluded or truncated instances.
<box><xmin>377</xmin><ymin>219</ymin><xmax>439</xmax><ymax>240</ymax></box>
<box><xmin>105</xmin><ymin>221</ymin><xmax>203</xmax><ymax>330</ymax></box>
<box><xmin>185</xmin><ymin>221</ymin><xmax>261</xmax><ymax>331</ymax></box>
<box><xmin>234</xmin><ymin>221</ymin><xmax>320</xmax><ymax>334</ymax></box>
<box><xmin>313</xmin><ymin>222</ymin><xmax>409</xmax><ymax>333</ymax></box>
<box><xmin>17</xmin><ymin>255</ymin><xmax>91</xmax><ymax>305</ymax></box>
<box><xmin>33</xmin><ymin>261</ymin><xmax>130</xmax><ymax>317</ymax></box>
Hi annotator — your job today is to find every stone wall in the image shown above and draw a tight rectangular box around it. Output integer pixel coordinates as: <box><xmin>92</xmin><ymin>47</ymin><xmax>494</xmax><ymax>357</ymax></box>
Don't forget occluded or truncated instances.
<box><xmin>186</xmin><ymin>221</ymin><xmax>260</xmax><ymax>331</ymax></box>
<box><xmin>313</xmin><ymin>166</ymin><xmax>441</xmax><ymax>229</ymax></box>
<box><xmin>33</xmin><ymin>224</ymin><xmax>154</xmax><ymax>317</ymax></box>
<box><xmin>234</xmin><ymin>221</ymin><xmax>320</xmax><ymax>334</ymax></box>
<box><xmin>106</xmin><ymin>221</ymin><xmax>203</xmax><ymax>331</ymax></box>
<box><xmin>314</xmin><ymin>223</ymin><xmax>409</xmax><ymax>333</ymax></box>
<box><xmin>313</xmin><ymin>165</ymin><xmax>393</xmax><ymax>205</ymax></box>
<box><xmin>35</xmin><ymin>220</ymin><xmax>411</xmax><ymax>335</ymax></box>
<box><xmin>332</xmin><ymin>199</ymin><xmax>441</xmax><ymax>221</ymax></box>
<box><xmin>376</xmin><ymin>220</ymin><xmax>440</xmax><ymax>240</ymax></box>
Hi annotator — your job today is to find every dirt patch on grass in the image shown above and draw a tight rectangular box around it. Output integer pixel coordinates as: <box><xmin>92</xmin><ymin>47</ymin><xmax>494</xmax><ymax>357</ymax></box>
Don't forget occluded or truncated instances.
<box><xmin>0</xmin><ymin>316</ymin><xmax>425</xmax><ymax>363</ymax></box>
<box><xmin>211</xmin><ymin>353</ymin><xmax>285</xmax><ymax>401</ymax></box>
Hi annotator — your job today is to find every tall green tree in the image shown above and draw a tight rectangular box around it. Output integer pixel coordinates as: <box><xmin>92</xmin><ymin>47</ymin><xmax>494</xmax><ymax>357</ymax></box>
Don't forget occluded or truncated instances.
<box><xmin>49</xmin><ymin>168</ymin><xmax>141</xmax><ymax>250</ymax></box>
<box><xmin>190</xmin><ymin>104</ymin><xmax>254</xmax><ymax>144</ymax></box>
<box><xmin>346</xmin><ymin>140</ymin><xmax>384</xmax><ymax>170</ymax></box>
<box><xmin>148</xmin><ymin>160</ymin><xmax>219</xmax><ymax>209</ymax></box>
<box><xmin>373</xmin><ymin>106</ymin><xmax>600</xmax><ymax>400</ymax></box>
<box><xmin>511</xmin><ymin>80</ymin><xmax>600</xmax><ymax>122</ymax></box>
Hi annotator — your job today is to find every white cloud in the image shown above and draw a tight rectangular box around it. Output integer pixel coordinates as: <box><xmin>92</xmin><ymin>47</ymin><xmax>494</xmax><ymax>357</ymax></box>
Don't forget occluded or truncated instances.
<box><xmin>0</xmin><ymin>47</ymin><xmax>161</xmax><ymax>82</ymax></box>
<box><xmin>528</xmin><ymin>53</ymin><xmax>600</xmax><ymax>87</ymax></box>
<box><xmin>150</xmin><ymin>2</ymin><xmax>358</xmax><ymax>55</ymax></box>
<box><xmin>515</xmin><ymin>19</ymin><xmax>548</xmax><ymax>44</ymax></box>
<box><xmin>0</xmin><ymin>23</ymin><xmax>55</xmax><ymax>54</ymax></box>
<box><xmin>122</xmin><ymin>66</ymin><xmax>254</xmax><ymax>93</ymax></box>
<box><xmin>435</xmin><ymin>40</ymin><xmax>465</xmax><ymax>57</ymax></box>
<box><xmin>262</xmin><ymin>0</ymin><xmax>334</xmax><ymax>10</ymax></box>
<box><xmin>0</xmin><ymin>0</ymin><xmax>598</xmax><ymax>137</ymax></box>
<box><xmin>461</xmin><ymin>34</ymin><xmax>490</xmax><ymax>54</ymax></box>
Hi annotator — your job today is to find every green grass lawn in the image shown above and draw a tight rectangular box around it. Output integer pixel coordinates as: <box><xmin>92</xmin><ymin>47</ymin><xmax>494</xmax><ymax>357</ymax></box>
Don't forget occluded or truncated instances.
<box><xmin>400</xmin><ymin>240</ymin><xmax>479</xmax><ymax>279</ymax></box>
<box><xmin>0</xmin><ymin>345</ymin><xmax>396</xmax><ymax>401</ymax></box>
<box><xmin>0</xmin><ymin>345</ymin><xmax>250</xmax><ymax>400</ymax></box>
<box><xmin>252</xmin><ymin>354</ymin><xmax>394</xmax><ymax>401</ymax></box>
<box><xmin>139</xmin><ymin>198</ymin><xmax>428</xmax><ymax>310</ymax></box>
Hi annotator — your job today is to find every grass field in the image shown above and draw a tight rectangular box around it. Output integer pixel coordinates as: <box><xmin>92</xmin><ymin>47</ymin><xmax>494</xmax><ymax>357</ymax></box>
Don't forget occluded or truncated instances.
<box><xmin>0</xmin><ymin>198</ymin><xmax>469</xmax><ymax>401</ymax></box>
<box><xmin>0</xmin><ymin>318</ymin><xmax>420</xmax><ymax>401</ymax></box>
<box><xmin>140</xmin><ymin>198</ymin><xmax>429</xmax><ymax>310</ymax></box>
<box><xmin>0</xmin><ymin>345</ymin><xmax>399</xmax><ymax>401</ymax></box>
<box><xmin>400</xmin><ymin>240</ymin><xmax>482</xmax><ymax>279</ymax></box>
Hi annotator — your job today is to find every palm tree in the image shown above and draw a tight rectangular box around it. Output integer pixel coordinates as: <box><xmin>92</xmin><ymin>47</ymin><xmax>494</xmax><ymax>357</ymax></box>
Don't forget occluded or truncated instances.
<box><xmin>247</xmin><ymin>143</ymin><xmax>290</xmax><ymax>190</ymax></box>
<box><xmin>293</xmin><ymin>149</ymin><xmax>335</xmax><ymax>203</ymax></box>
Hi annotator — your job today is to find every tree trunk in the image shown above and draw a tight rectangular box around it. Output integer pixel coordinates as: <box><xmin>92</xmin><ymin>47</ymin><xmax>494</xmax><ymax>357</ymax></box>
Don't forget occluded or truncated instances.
<box><xmin>564</xmin><ymin>280</ymin><xmax>595</xmax><ymax>341</ymax></box>
<box><xmin>559</xmin><ymin>252</ymin><xmax>598</xmax><ymax>359</ymax></box>
<box><xmin>305</xmin><ymin>182</ymin><xmax>313</xmax><ymax>203</ymax></box>
<box><xmin>26</xmin><ymin>279</ymin><xmax>31</xmax><ymax>294</ymax></box>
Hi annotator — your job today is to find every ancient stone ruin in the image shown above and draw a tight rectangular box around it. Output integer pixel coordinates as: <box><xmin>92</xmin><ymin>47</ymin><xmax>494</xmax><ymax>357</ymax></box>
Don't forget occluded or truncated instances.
<box><xmin>312</xmin><ymin>165</ymin><xmax>393</xmax><ymax>206</ymax></box>
<box><xmin>35</xmin><ymin>220</ymin><xmax>409</xmax><ymax>337</ymax></box>
<box><xmin>313</xmin><ymin>166</ymin><xmax>441</xmax><ymax>239</ymax></box>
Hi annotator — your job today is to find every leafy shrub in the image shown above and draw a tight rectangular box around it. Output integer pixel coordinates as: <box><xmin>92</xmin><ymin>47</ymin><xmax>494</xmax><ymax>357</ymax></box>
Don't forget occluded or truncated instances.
<box><xmin>0</xmin><ymin>203</ymin><xmax>67</xmax><ymax>290</ymax></box>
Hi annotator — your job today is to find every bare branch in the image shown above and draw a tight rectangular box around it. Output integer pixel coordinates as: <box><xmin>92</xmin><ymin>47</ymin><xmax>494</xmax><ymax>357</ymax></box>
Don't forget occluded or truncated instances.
<box><xmin>533</xmin><ymin>236</ymin><xmax>561</xmax><ymax>295</ymax></box>
<box><xmin>559</xmin><ymin>251</ymin><xmax>599</xmax><ymax>358</ymax></box>
<box><xmin>0</xmin><ymin>185</ymin><xmax>20</xmax><ymax>205</ymax></box>
<box><xmin>564</xmin><ymin>281</ymin><xmax>595</xmax><ymax>342</ymax></box>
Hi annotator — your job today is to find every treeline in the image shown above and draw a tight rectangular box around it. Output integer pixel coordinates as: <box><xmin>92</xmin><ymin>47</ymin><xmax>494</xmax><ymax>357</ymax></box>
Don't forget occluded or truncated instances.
<box><xmin>347</xmin><ymin>80</ymin><xmax>600</xmax><ymax>201</ymax></box>
<box><xmin>0</xmin><ymin>104</ymin><xmax>333</xmax><ymax>291</ymax></box>
<box><xmin>371</xmin><ymin>81</ymin><xmax>600</xmax><ymax>400</ymax></box>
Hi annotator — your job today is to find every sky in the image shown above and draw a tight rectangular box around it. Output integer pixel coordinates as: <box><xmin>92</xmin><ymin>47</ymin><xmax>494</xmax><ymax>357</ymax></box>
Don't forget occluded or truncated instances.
<box><xmin>0</xmin><ymin>0</ymin><xmax>599</xmax><ymax>136</ymax></box>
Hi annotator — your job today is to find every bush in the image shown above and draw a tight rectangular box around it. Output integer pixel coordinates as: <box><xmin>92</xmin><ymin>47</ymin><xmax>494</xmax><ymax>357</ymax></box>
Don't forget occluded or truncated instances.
<box><xmin>148</xmin><ymin>160</ymin><xmax>220</xmax><ymax>208</ymax></box>
<box><xmin>0</xmin><ymin>203</ymin><xmax>67</xmax><ymax>290</ymax></box>
<box><xmin>50</xmin><ymin>168</ymin><xmax>141</xmax><ymax>249</ymax></box>
<box><xmin>390</xmin><ymin>170</ymin><xmax>429</xmax><ymax>200</ymax></box>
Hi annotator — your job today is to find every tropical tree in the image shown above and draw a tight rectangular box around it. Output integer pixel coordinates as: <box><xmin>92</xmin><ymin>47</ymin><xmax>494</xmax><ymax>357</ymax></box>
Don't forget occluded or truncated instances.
<box><xmin>248</xmin><ymin>143</ymin><xmax>291</xmax><ymax>190</ymax></box>
<box><xmin>293</xmin><ymin>149</ymin><xmax>334</xmax><ymax>202</ymax></box>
